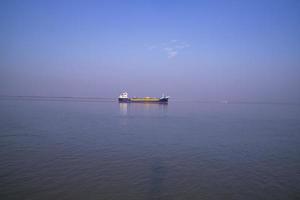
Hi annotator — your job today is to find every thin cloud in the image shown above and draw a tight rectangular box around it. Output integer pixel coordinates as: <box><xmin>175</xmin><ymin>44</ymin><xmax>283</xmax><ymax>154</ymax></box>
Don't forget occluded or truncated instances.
<box><xmin>164</xmin><ymin>47</ymin><xmax>178</xmax><ymax>58</ymax></box>
<box><xmin>147</xmin><ymin>45</ymin><xmax>157</xmax><ymax>50</ymax></box>
<box><xmin>148</xmin><ymin>40</ymin><xmax>190</xmax><ymax>59</ymax></box>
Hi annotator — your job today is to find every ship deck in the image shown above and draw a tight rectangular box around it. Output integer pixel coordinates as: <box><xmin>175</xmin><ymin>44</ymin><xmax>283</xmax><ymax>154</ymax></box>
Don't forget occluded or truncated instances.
<box><xmin>130</xmin><ymin>98</ymin><xmax>160</xmax><ymax>102</ymax></box>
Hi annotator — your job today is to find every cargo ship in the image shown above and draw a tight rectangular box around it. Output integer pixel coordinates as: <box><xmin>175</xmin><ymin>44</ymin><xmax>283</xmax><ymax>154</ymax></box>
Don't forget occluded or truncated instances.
<box><xmin>118</xmin><ymin>92</ymin><xmax>169</xmax><ymax>103</ymax></box>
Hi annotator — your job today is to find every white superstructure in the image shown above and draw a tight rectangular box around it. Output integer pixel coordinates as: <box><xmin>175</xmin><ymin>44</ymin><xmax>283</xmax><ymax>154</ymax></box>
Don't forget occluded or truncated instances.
<box><xmin>119</xmin><ymin>92</ymin><xmax>128</xmax><ymax>99</ymax></box>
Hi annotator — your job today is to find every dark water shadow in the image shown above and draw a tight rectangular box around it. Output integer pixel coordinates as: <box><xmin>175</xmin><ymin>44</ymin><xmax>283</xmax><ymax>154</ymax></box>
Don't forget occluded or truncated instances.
<box><xmin>148</xmin><ymin>159</ymin><xmax>167</xmax><ymax>200</ymax></box>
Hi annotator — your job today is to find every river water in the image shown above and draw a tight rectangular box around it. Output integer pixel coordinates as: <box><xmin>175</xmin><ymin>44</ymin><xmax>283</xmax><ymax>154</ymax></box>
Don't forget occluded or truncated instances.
<box><xmin>0</xmin><ymin>99</ymin><xmax>299</xmax><ymax>199</ymax></box>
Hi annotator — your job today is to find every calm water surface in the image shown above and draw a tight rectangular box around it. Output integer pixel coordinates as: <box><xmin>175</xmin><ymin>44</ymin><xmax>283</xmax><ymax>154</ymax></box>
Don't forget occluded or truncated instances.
<box><xmin>0</xmin><ymin>100</ymin><xmax>300</xmax><ymax>199</ymax></box>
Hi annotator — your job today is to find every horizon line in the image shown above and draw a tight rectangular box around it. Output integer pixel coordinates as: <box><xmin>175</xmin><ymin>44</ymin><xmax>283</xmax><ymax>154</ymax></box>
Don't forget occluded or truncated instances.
<box><xmin>0</xmin><ymin>95</ymin><xmax>299</xmax><ymax>106</ymax></box>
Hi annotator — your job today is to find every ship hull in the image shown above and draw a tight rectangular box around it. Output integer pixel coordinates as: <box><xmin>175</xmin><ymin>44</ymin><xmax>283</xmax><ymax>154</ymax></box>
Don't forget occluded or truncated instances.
<box><xmin>118</xmin><ymin>98</ymin><xmax>168</xmax><ymax>103</ymax></box>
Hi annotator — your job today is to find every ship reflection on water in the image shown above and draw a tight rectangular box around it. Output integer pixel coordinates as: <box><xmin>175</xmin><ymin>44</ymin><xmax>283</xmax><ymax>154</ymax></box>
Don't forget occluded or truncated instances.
<box><xmin>119</xmin><ymin>102</ymin><xmax>128</xmax><ymax>115</ymax></box>
<box><xmin>119</xmin><ymin>102</ymin><xmax>168</xmax><ymax>116</ymax></box>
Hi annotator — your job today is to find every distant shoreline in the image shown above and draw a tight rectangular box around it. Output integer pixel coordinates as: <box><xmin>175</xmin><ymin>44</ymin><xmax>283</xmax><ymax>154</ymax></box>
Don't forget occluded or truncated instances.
<box><xmin>0</xmin><ymin>95</ymin><xmax>299</xmax><ymax>106</ymax></box>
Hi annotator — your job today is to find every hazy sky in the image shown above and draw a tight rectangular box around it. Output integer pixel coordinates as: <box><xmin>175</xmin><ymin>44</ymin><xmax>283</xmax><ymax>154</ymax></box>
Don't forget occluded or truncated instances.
<box><xmin>1</xmin><ymin>0</ymin><xmax>300</xmax><ymax>101</ymax></box>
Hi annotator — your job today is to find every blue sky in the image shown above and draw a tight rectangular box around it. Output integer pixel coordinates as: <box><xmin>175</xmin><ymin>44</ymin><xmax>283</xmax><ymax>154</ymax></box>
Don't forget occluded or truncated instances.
<box><xmin>1</xmin><ymin>0</ymin><xmax>300</xmax><ymax>101</ymax></box>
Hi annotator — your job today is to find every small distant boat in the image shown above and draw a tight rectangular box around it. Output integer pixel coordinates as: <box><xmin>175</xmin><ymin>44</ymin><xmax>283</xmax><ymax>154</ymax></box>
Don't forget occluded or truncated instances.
<box><xmin>118</xmin><ymin>92</ymin><xmax>169</xmax><ymax>103</ymax></box>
